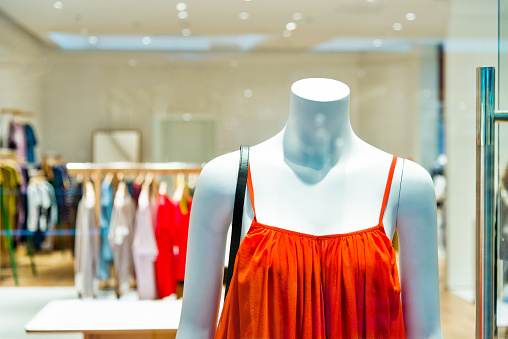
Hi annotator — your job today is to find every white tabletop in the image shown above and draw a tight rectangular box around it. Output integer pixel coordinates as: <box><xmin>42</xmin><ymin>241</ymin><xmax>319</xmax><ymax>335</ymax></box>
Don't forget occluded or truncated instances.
<box><xmin>25</xmin><ymin>298</ymin><xmax>182</xmax><ymax>333</ymax></box>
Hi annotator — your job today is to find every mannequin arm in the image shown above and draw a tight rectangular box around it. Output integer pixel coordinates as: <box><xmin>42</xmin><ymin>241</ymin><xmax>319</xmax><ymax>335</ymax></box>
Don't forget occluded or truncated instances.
<box><xmin>397</xmin><ymin>160</ymin><xmax>443</xmax><ymax>339</ymax></box>
<box><xmin>176</xmin><ymin>152</ymin><xmax>238</xmax><ymax>339</ymax></box>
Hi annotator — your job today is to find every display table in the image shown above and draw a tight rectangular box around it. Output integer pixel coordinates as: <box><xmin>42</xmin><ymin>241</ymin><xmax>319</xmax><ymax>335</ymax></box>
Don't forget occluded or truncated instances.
<box><xmin>25</xmin><ymin>299</ymin><xmax>182</xmax><ymax>339</ymax></box>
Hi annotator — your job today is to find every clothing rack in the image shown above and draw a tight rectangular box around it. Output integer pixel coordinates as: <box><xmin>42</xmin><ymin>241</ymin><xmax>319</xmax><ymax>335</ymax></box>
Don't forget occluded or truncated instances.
<box><xmin>1</xmin><ymin>108</ymin><xmax>34</xmax><ymax>117</ymax></box>
<box><xmin>67</xmin><ymin>161</ymin><xmax>202</xmax><ymax>209</ymax></box>
<box><xmin>66</xmin><ymin>162</ymin><xmax>202</xmax><ymax>298</ymax></box>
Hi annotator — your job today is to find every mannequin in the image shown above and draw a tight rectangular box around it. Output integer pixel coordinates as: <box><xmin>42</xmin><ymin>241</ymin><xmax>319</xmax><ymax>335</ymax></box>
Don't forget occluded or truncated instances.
<box><xmin>177</xmin><ymin>78</ymin><xmax>442</xmax><ymax>339</ymax></box>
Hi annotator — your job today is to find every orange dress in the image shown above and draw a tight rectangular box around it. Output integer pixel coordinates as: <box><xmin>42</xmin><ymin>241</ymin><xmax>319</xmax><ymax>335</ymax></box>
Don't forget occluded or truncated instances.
<box><xmin>215</xmin><ymin>155</ymin><xmax>406</xmax><ymax>339</ymax></box>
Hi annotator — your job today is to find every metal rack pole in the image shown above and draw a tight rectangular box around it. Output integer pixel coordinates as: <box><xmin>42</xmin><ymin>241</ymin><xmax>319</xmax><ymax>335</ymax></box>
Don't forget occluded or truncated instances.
<box><xmin>476</xmin><ymin>66</ymin><xmax>497</xmax><ymax>339</ymax></box>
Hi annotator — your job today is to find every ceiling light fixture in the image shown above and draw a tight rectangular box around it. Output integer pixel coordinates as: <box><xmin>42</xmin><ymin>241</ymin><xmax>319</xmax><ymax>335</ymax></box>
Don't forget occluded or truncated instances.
<box><xmin>392</xmin><ymin>23</ymin><xmax>403</xmax><ymax>31</ymax></box>
<box><xmin>53</xmin><ymin>1</ymin><xmax>63</xmax><ymax>9</ymax></box>
<box><xmin>178</xmin><ymin>11</ymin><xmax>188</xmax><ymax>19</ymax></box>
<box><xmin>405</xmin><ymin>13</ymin><xmax>416</xmax><ymax>21</ymax></box>
<box><xmin>88</xmin><ymin>36</ymin><xmax>98</xmax><ymax>45</ymax></box>
<box><xmin>286</xmin><ymin>22</ymin><xmax>297</xmax><ymax>31</ymax></box>
<box><xmin>181</xmin><ymin>28</ymin><xmax>192</xmax><ymax>37</ymax></box>
<box><xmin>372</xmin><ymin>39</ymin><xmax>382</xmax><ymax>47</ymax></box>
<box><xmin>176</xmin><ymin>2</ymin><xmax>187</xmax><ymax>11</ymax></box>
<box><xmin>292</xmin><ymin>12</ymin><xmax>303</xmax><ymax>21</ymax></box>
<box><xmin>239</xmin><ymin>12</ymin><xmax>249</xmax><ymax>20</ymax></box>
<box><xmin>142</xmin><ymin>37</ymin><xmax>152</xmax><ymax>45</ymax></box>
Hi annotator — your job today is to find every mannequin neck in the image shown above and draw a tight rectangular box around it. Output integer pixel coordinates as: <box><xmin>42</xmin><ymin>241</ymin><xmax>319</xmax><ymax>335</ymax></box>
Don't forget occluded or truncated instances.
<box><xmin>282</xmin><ymin>78</ymin><xmax>356</xmax><ymax>178</ymax></box>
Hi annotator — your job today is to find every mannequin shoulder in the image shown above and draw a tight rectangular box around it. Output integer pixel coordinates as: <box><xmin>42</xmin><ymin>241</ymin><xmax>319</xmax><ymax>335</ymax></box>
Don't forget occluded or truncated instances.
<box><xmin>398</xmin><ymin>159</ymin><xmax>436</xmax><ymax>213</ymax></box>
<box><xmin>194</xmin><ymin>151</ymin><xmax>240</xmax><ymax>200</ymax></box>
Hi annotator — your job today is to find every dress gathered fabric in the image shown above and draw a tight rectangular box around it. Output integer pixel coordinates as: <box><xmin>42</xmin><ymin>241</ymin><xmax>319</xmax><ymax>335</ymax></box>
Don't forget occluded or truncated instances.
<box><xmin>215</xmin><ymin>154</ymin><xmax>406</xmax><ymax>339</ymax></box>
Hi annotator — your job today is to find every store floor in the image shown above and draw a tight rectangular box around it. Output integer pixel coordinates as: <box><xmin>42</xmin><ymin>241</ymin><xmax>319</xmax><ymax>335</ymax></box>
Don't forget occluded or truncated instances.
<box><xmin>0</xmin><ymin>247</ymin><xmax>75</xmax><ymax>287</ymax></box>
<box><xmin>0</xmin><ymin>249</ymin><xmax>478</xmax><ymax>338</ymax></box>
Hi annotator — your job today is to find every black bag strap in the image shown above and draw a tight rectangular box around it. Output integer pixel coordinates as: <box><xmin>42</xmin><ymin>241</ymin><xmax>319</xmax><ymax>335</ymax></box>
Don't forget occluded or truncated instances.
<box><xmin>225</xmin><ymin>145</ymin><xmax>250</xmax><ymax>299</ymax></box>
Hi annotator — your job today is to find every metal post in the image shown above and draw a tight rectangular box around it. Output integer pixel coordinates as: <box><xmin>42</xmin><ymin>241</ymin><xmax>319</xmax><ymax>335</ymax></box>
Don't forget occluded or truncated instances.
<box><xmin>476</xmin><ymin>66</ymin><xmax>496</xmax><ymax>339</ymax></box>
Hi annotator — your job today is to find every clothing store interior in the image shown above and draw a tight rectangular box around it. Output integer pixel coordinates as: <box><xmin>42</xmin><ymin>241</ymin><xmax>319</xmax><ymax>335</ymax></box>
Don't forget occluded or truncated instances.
<box><xmin>0</xmin><ymin>0</ymin><xmax>506</xmax><ymax>338</ymax></box>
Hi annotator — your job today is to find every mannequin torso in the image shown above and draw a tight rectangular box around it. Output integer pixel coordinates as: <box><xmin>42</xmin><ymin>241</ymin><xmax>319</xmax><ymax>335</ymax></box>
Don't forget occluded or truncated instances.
<box><xmin>176</xmin><ymin>78</ymin><xmax>442</xmax><ymax>339</ymax></box>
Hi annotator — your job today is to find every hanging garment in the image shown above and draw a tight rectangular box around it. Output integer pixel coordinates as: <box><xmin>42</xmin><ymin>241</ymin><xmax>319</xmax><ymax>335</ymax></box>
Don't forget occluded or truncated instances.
<box><xmin>24</xmin><ymin>124</ymin><xmax>37</xmax><ymax>164</ymax></box>
<box><xmin>74</xmin><ymin>197</ymin><xmax>98</xmax><ymax>298</ymax></box>
<box><xmin>39</xmin><ymin>182</ymin><xmax>58</xmax><ymax>251</ymax></box>
<box><xmin>131</xmin><ymin>182</ymin><xmax>142</xmax><ymax>206</ymax></box>
<box><xmin>7</xmin><ymin>122</ymin><xmax>27</xmax><ymax>162</ymax></box>
<box><xmin>27</xmin><ymin>181</ymin><xmax>58</xmax><ymax>251</ymax></box>
<box><xmin>154</xmin><ymin>193</ymin><xmax>178</xmax><ymax>298</ymax></box>
<box><xmin>0</xmin><ymin>114</ymin><xmax>11</xmax><ymax>148</ymax></box>
<box><xmin>15</xmin><ymin>166</ymin><xmax>29</xmax><ymax>244</ymax></box>
<box><xmin>63</xmin><ymin>177</ymin><xmax>83</xmax><ymax>225</ymax></box>
<box><xmin>98</xmin><ymin>180</ymin><xmax>114</xmax><ymax>280</ymax></box>
<box><xmin>132</xmin><ymin>189</ymin><xmax>159</xmax><ymax>300</ymax></box>
<box><xmin>51</xmin><ymin>165</ymin><xmax>69</xmax><ymax>224</ymax></box>
<box><xmin>215</xmin><ymin>155</ymin><xmax>405</xmax><ymax>339</ymax></box>
<box><xmin>0</xmin><ymin>165</ymin><xmax>20</xmax><ymax>249</ymax></box>
<box><xmin>108</xmin><ymin>188</ymin><xmax>136</xmax><ymax>296</ymax></box>
<box><xmin>175</xmin><ymin>199</ymin><xmax>192</xmax><ymax>282</ymax></box>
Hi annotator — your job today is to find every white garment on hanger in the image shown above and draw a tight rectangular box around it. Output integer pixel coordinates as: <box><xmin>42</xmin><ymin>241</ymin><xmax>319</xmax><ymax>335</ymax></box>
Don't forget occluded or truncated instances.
<box><xmin>108</xmin><ymin>190</ymin><xmax>136</xmax><ymax>296</ymax></box>
<box><xmin>74</xmin><ymin>197</ymin><xmax>99</xmax><ymax>298</ymax></box>
<box><xmin>27</xmin><ymin>181</ymin><xmax>58</xmax><ymax>233</ymax></box>
<box><xmin>133</xmin><ymin>189</ymin><xmax>159</xmax><ymax>300</ymax></box>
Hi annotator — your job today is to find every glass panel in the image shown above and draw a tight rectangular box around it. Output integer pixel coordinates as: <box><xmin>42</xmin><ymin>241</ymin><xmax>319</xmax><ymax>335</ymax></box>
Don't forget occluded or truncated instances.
<box><xmin>498</xmin><ymin>0</ymin><xmax>508</xmax><ymax>333</ymax></box>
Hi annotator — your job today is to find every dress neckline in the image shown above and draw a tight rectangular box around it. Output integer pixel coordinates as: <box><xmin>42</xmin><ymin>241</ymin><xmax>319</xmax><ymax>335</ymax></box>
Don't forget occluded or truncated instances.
<box><xmin>249</xmin><ymin>219</ymin><xmax>386</xmax><ymax>239</ymax></box>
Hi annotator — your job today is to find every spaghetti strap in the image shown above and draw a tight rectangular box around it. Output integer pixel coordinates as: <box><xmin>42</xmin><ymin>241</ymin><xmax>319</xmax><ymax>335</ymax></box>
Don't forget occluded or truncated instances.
<box><xmin>379</xmin><ymin>154</ymin><xmax>398</xmax><ymax>224</ymax></box>
<box><xmin>247</xmin><ymin>165</ymin><xmax>256</xmax><ymax>217</ymax></box>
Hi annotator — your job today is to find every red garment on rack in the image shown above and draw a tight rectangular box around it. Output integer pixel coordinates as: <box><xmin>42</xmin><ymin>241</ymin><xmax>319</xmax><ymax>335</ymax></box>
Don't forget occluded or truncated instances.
<box><xmin>154</xmin><ymin>193</ymin><xmax>178</xmax><ymax>298</ymax></box>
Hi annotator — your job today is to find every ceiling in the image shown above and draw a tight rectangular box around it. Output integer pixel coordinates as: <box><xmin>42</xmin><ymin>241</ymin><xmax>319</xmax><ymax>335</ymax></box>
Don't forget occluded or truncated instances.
<box><xmin>0</xmin><ymin>0</ymin><xmax>450</xmax><ymax>52</ymax></box>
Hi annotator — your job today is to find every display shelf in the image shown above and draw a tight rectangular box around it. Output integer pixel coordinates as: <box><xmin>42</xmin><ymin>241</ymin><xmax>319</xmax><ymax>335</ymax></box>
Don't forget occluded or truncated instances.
<box><xmin>25</xmin><ymin>298</ymin><xmax>182</xmax><ymax>339</ymax></box>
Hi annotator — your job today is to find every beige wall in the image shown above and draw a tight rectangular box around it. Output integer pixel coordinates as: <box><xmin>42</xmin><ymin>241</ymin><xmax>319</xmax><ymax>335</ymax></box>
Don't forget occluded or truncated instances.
<box><xmin>0</xmin><ymin>12</ymin><xmax>45</xmax><ymax>159</ymax></box>
<box><xmin>40</xmin><ymin>50</ymin><xmax>427</xmax><ymax>164</ymax></box>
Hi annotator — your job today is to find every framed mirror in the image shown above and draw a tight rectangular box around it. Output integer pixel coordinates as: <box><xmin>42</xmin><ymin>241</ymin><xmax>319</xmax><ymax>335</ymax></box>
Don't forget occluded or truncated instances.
<box><xmin>92</xmin><ymin>129</ymin><xmax>141</xmax><ymax>163</ymax></box>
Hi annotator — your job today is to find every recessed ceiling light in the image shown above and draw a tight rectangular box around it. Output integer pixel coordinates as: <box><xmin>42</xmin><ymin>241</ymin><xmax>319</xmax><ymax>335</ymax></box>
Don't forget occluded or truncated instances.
<box><xmin>176</xmin><ymin>2</ymin><xmax>187</xmax><ymax>11</ymax></box>
<box><xmin>244</xmin><ymin>89</ymin><xmax>253</xmax><ymax>98</ymax></box>
<box><xmin>286</xmin><ymin>22</ymin><xmax>297</xmax><ymax>31</ymax></box>
<box><xmin>128</xmin><ymin>59</ymin><xmax>138</xmax><ymax>67</ymax></box>
<box><xmin>88</xmin><ymin>36</ymin><xmax>98</xmax><ymax>45</ymax></box>
<box><xmin>292</xmin><ymin>12</ymin><xmax>303</xmax><ymax>21</ymax></box>
<box><xmin>181</xmin><ymin>28</ymin><xmax>192</xmax><ymax>37</ymax></box>
<box><xmin>142</xmin><ymin>37</ymin><xmax>152</xmax><ymax>45</ymax></box>
<box><xmin>282</xmin><ymin>30</ymin><xmax>292</xmax><ymax>38</ymax></box>
<box><xmin>80</xmin><ymin>27</ymin><xmax>88</xmax><ymax>36</ymax></box>
<box><xmin>392</xmin><ymin>23</ymin><xmax>403</xmax><ymax>31</ymax></box>
<box><xmin>372</xmin><ymin>39</ymin><xmax>382</xmax><ymax>47</ymax></box>
<box><xmin>53</xmin><ymin>1</ymin><xmax>63</xmax><ymax>9</ymax></box>
<box><xmin>405</xmin><ymin>13</ymin><xmax>416</xmax><ymax>21</ymax></box>
<box><xmin>239</xmin><ymin>12</ymin><xmax>249</xmax><ymax>20</ymax></box>
<box><xmin>178</xmin><ymin>11</ymin><xmax>188</xmax><ymax>19</ymax></box>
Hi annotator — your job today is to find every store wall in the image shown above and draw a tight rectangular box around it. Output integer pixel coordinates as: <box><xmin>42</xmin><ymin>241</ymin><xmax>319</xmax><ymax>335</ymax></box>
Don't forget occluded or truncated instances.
<box><xmin>41</xmin><ymin>50</ymin><xmax>425</xmax><ymax>164</ymax></box>
<box><xmin>0</xmin><ymin>12</ymin><xmax>45</xmax><ymax>160</ymax></box>
<box><xmin>445</xmin><ymin>0</ymin><xmax>498</xmax><ymax>301</ymax></box>
<box><xmin>356</xmin><ymin>50</ymin><xmax>424</xmax><ymax>163</ymax></box>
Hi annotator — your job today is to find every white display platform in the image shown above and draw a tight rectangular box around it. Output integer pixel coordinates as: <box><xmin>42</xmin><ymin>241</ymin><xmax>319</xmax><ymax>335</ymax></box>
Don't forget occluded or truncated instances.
<box><xmin>25</xmin><ymin>298</ymin><xmax>182</xmax><ymax>339</ymax></box>
<box><xmin>498</xmin><ymin>299</ymin><xmax>508</xmax><ymax>327</ymax></box>
<box><xmin>0</xmin><ymin>287</ymin><xmax>81</xmax><ymax>339</ymax></box>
